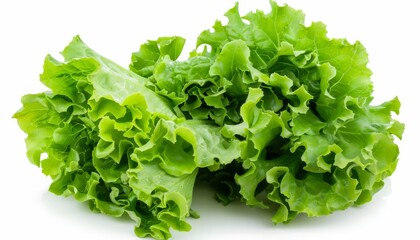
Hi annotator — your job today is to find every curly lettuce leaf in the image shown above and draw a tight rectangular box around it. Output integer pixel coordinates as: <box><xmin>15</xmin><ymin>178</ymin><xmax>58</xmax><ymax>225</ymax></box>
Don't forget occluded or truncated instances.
<box><xmin>130</xmin><ymin>36</ymin><xmax>186</xmax><ymax>78</ymax></box>
<box><xmin>132</xmin><ymin>119</ymin><xmax>241</xmax><ymax>176</ymax></box>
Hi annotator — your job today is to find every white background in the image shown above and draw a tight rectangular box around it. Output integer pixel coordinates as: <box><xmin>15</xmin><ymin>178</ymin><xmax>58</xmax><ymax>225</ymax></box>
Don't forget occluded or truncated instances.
<box><xmin>1</xmin><ymin>0</ymin><xmax>418</xmax><ymax>239</ymax></box>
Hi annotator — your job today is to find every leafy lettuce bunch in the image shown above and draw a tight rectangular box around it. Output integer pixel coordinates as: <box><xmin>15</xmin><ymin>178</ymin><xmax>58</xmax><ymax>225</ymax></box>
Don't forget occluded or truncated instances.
<box><xmin>131</xmin><ymin>0</ymin><xmax>404</xmax><ymax>222</ymax></box>
<box><xmin>14</xmin><ymin>1</ymin><xmax>404</xmax><ymax>239</ymax></box>
<box><xmin>14</xmin><ymin>37</ymin><xmax>241</xmax><ymax>239</ymax></box>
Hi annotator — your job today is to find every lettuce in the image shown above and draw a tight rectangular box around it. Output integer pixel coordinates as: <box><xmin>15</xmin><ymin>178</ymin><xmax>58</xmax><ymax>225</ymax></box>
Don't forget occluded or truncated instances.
<box><xmin>14</xmin><ymin>1</ymin><xmax>403</xmax><ymax>239</ymax></box>
<box><xmin>131</xmin><ymin>0</ymin><xmax>404</xmax><ymax>224</ymax></box>
<box><xmin>14</xmin><ymin>36</ymin><xmax>240</xmax><ymax>239</ymax></box>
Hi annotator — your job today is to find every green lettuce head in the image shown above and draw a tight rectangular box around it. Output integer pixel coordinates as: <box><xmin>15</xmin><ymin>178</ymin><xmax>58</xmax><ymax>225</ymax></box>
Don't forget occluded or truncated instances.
<box><xmin>15</xmin><ymin>1</ymin><xmax>404</xmax><ymax>239</ymax></box>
